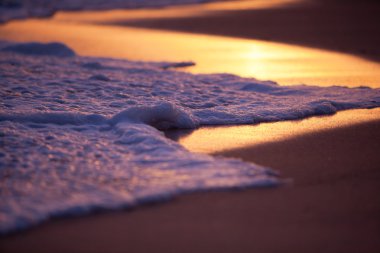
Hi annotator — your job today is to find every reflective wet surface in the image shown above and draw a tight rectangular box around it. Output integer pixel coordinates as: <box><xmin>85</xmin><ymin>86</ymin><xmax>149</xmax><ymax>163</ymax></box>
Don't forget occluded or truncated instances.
<box><xmin>170</xmin><ymin>108</ymin><xmax>380</xmax><ymax>153</ymax></box>
<box><xmin>1</xmin><ymin>1</ymin><xmax>379</xmax><ymax>154</ymax></box>
<box><xmin>1</xmin><ymin>7</ymin><xmax>380</xmax><ymax>87</ymax></box>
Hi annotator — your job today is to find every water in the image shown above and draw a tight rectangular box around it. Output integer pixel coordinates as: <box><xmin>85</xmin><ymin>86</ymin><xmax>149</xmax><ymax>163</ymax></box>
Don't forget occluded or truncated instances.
<box><xmin>1</xmin><ymin>41</ymin><xmax>380</xmax><ymax>234</ymax></box>
<box><xmin>1</xmin><ymin>0</ymin><xmax>380</xmax><ymax>235</ymax></box>
<box><xmin>0</xmin><ymin>0</ymin><xmax>223</xmax><ymax>23</ymax></box>
<box><xmin>174</xmin><ymin>108</ymin><xmax>380</xmax><ymax>153</ymax></box>
<box><xmin>2</xmin><ymin>1</ymin><xmax>380</xmax><ymax>87</ymax></box>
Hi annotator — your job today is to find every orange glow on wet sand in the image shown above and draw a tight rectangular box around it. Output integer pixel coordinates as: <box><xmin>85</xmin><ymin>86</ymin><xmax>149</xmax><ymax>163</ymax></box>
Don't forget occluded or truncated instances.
<box><xmin>1</xmin><ymin>10</ymin><xmax>380</xmax><ymax>87</ymax></box>
<box><xmin>1</xmin><ymin>4</ymin><xmax>379</xmax><ymax>154</ymax></box>
<box><xmin>174</xmin><ymin>108</ymin><xmax>380</xmax><ymax>154</ymax></box>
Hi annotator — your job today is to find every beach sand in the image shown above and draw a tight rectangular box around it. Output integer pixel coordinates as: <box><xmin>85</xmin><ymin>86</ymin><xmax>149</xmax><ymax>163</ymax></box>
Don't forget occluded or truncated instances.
<box><xmin>1</xmin><ymin>118</ymin><xmax>380</xmax><ymax>253</ymax></box>
<box><xmin>115</xmin><ymin>0</ymin><xmax>380</xmax><ymax>63</ymax></box>
<box><xmin>1</xmin><ymin>0</ymin><xmax>380</xmax><ymax>252</ymax></box>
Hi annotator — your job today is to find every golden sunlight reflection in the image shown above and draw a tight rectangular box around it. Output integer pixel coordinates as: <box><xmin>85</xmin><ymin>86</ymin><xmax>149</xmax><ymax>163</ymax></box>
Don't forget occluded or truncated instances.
<box><xmin>53</xmin><ymin>0</ymin><xmax>301</xmax><ymax>23</ymax></box>
<box><xmin>1</xmin><ymin>5</ymin><xmax>380</xmax><ymax>156</ymax></box>
<box><xmin>175</xmin><ymin>108</ymin><xmax>380</xmax><ymax>154</ymax></box>
<box><xmin>0</xmin><ymin>13</ymin><xmax>379</xmax><ymax>87</ymax></box>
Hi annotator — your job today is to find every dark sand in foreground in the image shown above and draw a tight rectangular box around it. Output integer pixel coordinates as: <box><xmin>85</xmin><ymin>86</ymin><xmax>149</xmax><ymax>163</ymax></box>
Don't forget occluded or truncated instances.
<box><xmin>1</xmin><ymin>118</ymin><xmax>380</xmax><ymax>253</ymax></box>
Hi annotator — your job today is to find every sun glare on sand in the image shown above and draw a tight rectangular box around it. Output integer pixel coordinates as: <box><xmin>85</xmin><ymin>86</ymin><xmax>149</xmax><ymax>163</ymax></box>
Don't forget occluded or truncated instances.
<box><xmin>1</xmin><ymin>14</ymin><xmax>380</xmax><ymax>87</ymax></box>
<box><xmin>172</xmin><ymin>108</ymin><xmax>380</xmax><ymax>154</ymax></box>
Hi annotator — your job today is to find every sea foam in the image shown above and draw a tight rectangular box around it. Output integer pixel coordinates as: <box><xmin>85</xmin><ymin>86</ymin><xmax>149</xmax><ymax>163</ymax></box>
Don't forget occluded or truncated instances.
<box><xmin>0</xmin><ymin>42</ymin><xmax>380</xmax><ymax>234</ymax></box>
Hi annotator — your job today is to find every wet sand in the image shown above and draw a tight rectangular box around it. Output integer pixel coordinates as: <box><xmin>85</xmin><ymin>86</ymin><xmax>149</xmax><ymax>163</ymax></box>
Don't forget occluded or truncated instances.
<box><xmin>1</xmin><ymin>0</ymin><xmax>380</xmax><ymax>252</ymax></box>
<box><xmin>1</xmin><ymin>118</ymin><xmax>380</xmax><ymax>253</ymax></box>
<box><xmin>3</xmin><ymin>0</ymin><xmax>380</xmax><ymax>86</ymax></box>
<box><xmin>115</xmin><ymin>0</ymin><xmax>380</xmax><ymax>62</ymax></box>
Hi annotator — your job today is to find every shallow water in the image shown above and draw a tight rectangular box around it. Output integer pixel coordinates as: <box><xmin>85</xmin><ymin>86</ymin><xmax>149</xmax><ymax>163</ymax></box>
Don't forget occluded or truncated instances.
<box><xmin>171</xmin><ymin>108</ymin><xmax>380</xmax><ymax>154</ymax></box>
<box><xmin>1</xmin><ymin>1</ymin><xmax>380</xmax><ymax>234</ymax></box>
<box><xmin>52</xmin><ymin>0</ymin><xmax>302</xmax><ymax>21</ymax></box>
<box><xmin>3</xmin><ymin>6</ymin><xmax>379</xmax><ymax>154</ymax></box>
<box><xmin>1</xmin><ymin>39</ymin><xmax>379</xmax><ymax>233</ymax></box>
<box><xmin>1</xmin><ymin>8</ymin><xmax>380</xmax><ymax>87</ymax></box>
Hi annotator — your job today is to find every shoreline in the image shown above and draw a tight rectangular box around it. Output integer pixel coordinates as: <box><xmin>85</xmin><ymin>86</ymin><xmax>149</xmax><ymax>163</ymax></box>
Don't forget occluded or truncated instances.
<box><xmin>113</xmin><ymin>0</ymin><xmax>380</xmax><ymax>63</ymax></box>
<box><xmin>1</xmin><ymin>1</ymin><xmax>380</xmax><ymax>252</ymax></box>
<box><xmin>173</xmin><ymin>108</ymin><xmax>380</xmax><ymax>154</ymax></box>
<box><xmin>3</xmin><ymin>2</ymin><xmax>380</xmax><ymax>86</ymax></box>
<box><xmin>1</xmin><ymin>117</ymin><xmax>380</xmax><ymax>253</ymax></box>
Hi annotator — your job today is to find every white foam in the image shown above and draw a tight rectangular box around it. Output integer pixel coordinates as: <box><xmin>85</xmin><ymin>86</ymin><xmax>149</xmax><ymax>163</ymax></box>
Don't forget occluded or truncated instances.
<box><xmin>109</xmin><ymin>102</ymin><xmax>198</xmax><ymax>129</ymax></box>
<box><xmin>0</xmin><ymin>41</ymin><xmax>380</xmax><ymax>234</ymax></box>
